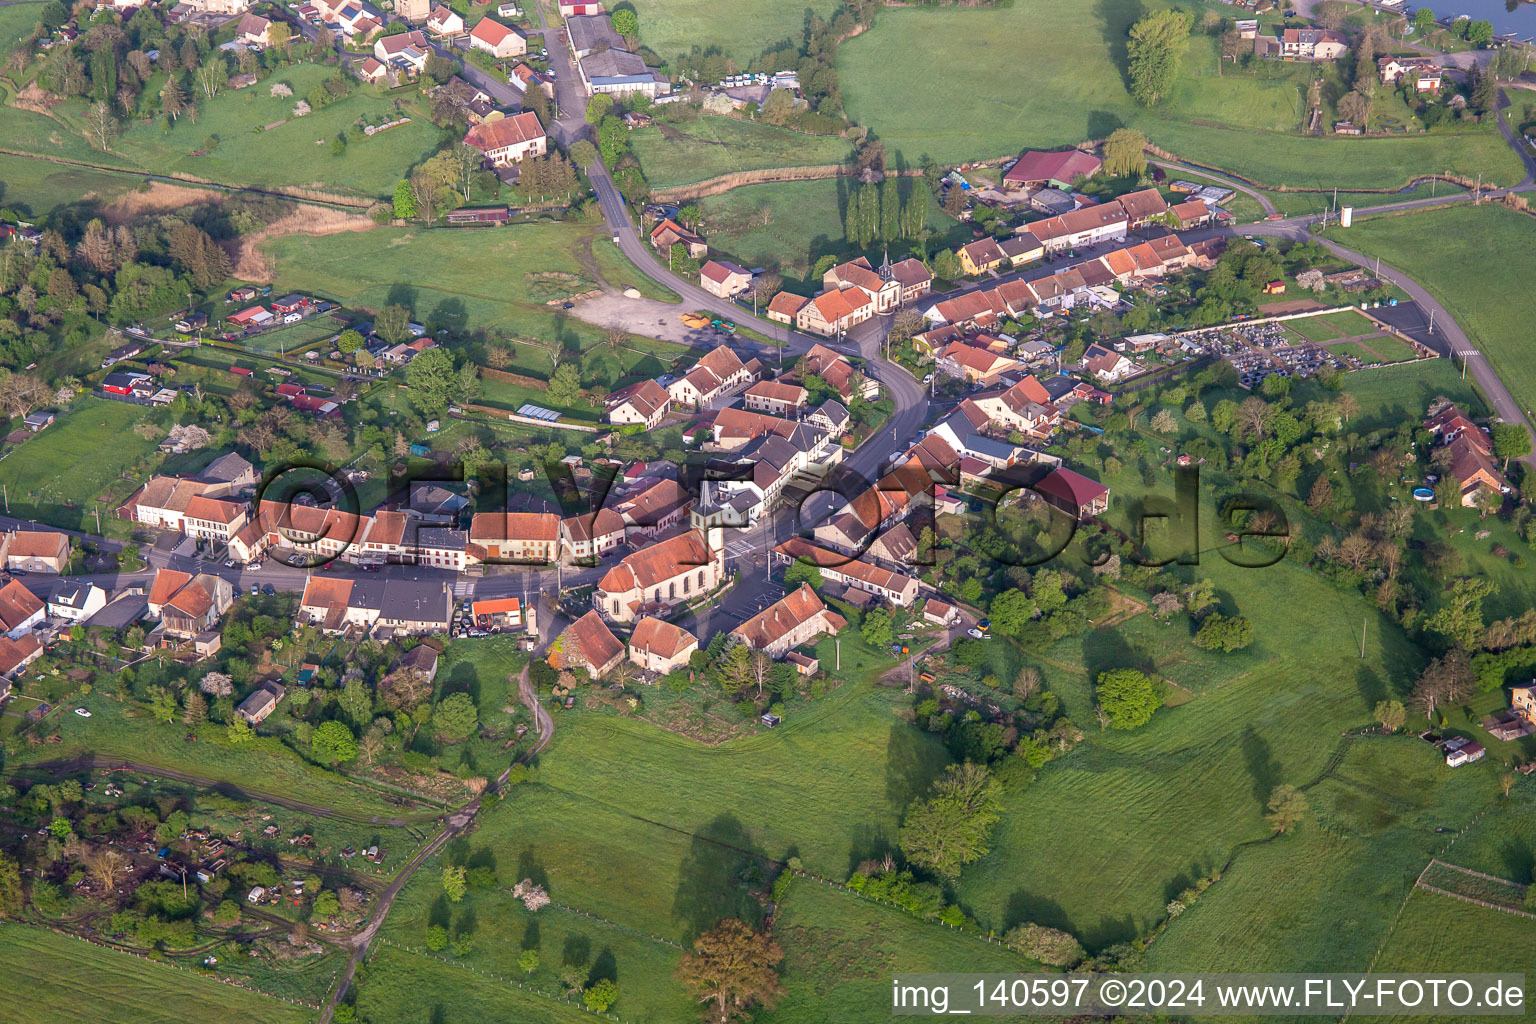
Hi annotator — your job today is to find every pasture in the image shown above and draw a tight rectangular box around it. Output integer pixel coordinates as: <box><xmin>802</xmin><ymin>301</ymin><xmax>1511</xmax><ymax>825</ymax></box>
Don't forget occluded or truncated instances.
<box><xmin>0</xmin><ymin>397</ymin><xmax>161</xmax><ymax>531</ymax></box>
<box><xmin>262</xmin><ymin>222</ymin><xmax>684</xmax><ymax>366</ymax></box>
<box><xmin>698</xmin><ymin>177</ymin><xmax>957</xmax><ymax>283</ymax></box>
<box><xmin>0</xmin><ymin>150</ymin><xmax>145</xmax><ymax>220</ymax></box>
<box><xmin>626</xmin><ymin>0</ymin><xmax>840</xmax><ymax>64</ymax></box>
<box><xmin>1286</xmin><ymin>309</ymin><xmax>1382</xmax><ymax>342</ymax></box>
<box><xmin>107</xmin><ymin>64</ymin><xmax>441</xmax><ymax>200</ymax></box>
<box><xmin>0</xmin><ymin>922</ymin><xmax>312</xmax><ymax>1024</ymax></box>
<box><xmin>358</xmin><ymin>945</ymin><xmax>596</xmax><ymax>1024</ymax></box>
<box><xmin>837</xmin><ymin>0</ymin><xmax>1522</xmax><ymax>188</ymax></box>
<box><xmin>1324</xmin><ymin>204</ymin><xmax>1536</xmax><ymax>422</ymax></box>
<box><xmin>628</xmin><ymin>116</ymin><xmax>853</xmax><ymax>189</ymax></box>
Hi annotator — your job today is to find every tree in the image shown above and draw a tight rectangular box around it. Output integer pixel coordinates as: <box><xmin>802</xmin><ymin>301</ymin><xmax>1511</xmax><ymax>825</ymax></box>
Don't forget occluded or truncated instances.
<box><xmin>228</xmin><ymin>714</ymin><xmax>253</xmax><ymax>744</ymax></box>
<box><xmin>161</xmin><ymin>78</ymin><xmax>187</xmax><ymax>121</ymax></box>
<box><xmin>782</xmin><ymin>560</ymin><xmax>822</xmax><ymax>591</ymax></box>
<box><xmin>312</xmin><ymin>721</ymin><xmax>357</xmax><ymax>764</ymax></box>
<box><xmin>409</xmin><ymin>171</ymin><xmax>444</xmax><ymax>224</ymax></box>
<box><xmin>1102</xmin><ymin>128</ymin><xmax>1147</xmax><ymax>178</ymax></box>
<box><xmin>879</xmin><ymin>174</ymin><xmax>901</xmax><ymax>243</ymax></box>
<box><xmin>990</xmin><ymin>589</ymin><xmax>1037</xmax><ymax>637</ymax></box>
<box><xmin>392</xmin><ymin>178</ymin><xmax>417</xmax><ymax>220</ymax></box>
<box><xmin>546</xmin><ymin>362</ymin><xmax>582</xmax><ymax>406</ymax></box>
<box><xmin>1013</xmin><ymin>665</ymin><xmax>1043</xmax><ymax>701</ymax></box>
<box><xmin>1374</xmin><ymin>699</ymin><xmax>1406</xmax><ymax>733</ymax></box>
<box><xmin>83</xmin><ymin>101</ymin><xmax>119</xmax><ymax>151</ymax></box>
<box><xmin>569</xmin><ymin>139</ymin><xmax>597</xmax><ymax>167</ymax></box>
<box><xmin>675</xmin><ymin>919</ymin><xmax>783</xmax><ymax>1024</ymax></box>
<box><xmin>199</xmin><ymin>671</ymin><xmax>233</xmax><ymax>698</ymax></box>
<box><xmin>1095</xmin><ymin>668</ymin><xmax>1161</xmax><ymax>730</ymax></box>
<box><xmin>1315</xmin><ymin>1</ymin><xmax>1349</xmax><ymax>28</ymax></box>
<box><xmin>1492</xmin><ymin>424</ymin><xmax>1532</xmax><ymax>470</ymax></box>
<box><xmin>1150</xmin><ymin>408</ymin><xmax>1177</xmax><ymax>434</ymax></box>
<box><xmin>861</xmin><ymin>609</ymin><xmax>893</xmax><ymax>649</ymax></box>
<box><xmin>932</xmin><ymin>248</ymin><xmax>961</xmax><ymax>281</ymax></box>
<box><xmin>0</xmin><ymin>852</ymin><xmax>21</xmax><ymax>916</ymax></box>
<box><xmin>1265</xmin><ymin>784</ymin><xmax>1307</xmax><ymax>833</ymax></box>
<box><xmin>1127</xmin><ymin>9</ymin><xmax>1192</xmax><ymax>107</ymax></box>
<box><xmin>1003</xmin><ymin>924</ymin><xmax>1084</xmax><ymax>967</ymax></box>
<box><xmin>519</xmin><ymin>949</ymin><xmax>540</xmax><ymax>974</ymax></box>
<box><xmin>610</xmin><ymin>6</ymin><xmax>637</xmax><ymax>40</ymax></box>
<box><xmin>1192</xmin><ymin>613</ymin><xmax>1254</xmax><ymax>653</ymax></box>
<box><xmin>898</xmin><ymin>762</ymin><xmax>1002</xmax><ymax>879</ymax></box>
<box><xmin>434</xmin><ymin>692</ymin><xmax>478</xmax><ymax>741</ymax></box>
<box><xmin>195</xmin><ymin>60</ymin><xmax>226</xmax><ymax>99</ymax></box>
<box><xmin>181</xmin><ymin>689</ymin><xmax>207</xmax><ymax>726</ymax></box>
<box><xmin>442</xmin><ymin>865</ymin><xmax>467</xmax><ymax>903</ymax></box>
<box><xmin>585</xmin><ymin>92</ymin><xmax>613</xmax><ymax>124</ymax></box>
<box><xmin>584</xmin><ymin>979</ymin><xmax>618</xmax><ymax>1012</ymax></box>
<box><xmin>86</xmin><ymin>848</ymin><xmax>127</xmax><ymax>892</ymax></box>
<box><xmin>1412</xmin><ymin>6</ymin><xmax>1436</xmax><ymax>34</ymax></box>
<box><xmin>337</xmin><ymin>329</ymin><xmax>364</xmax><ymax>355</ymax></box>
<box><xmin>1425</xmin><ymin>577</ymin><xmax>1495</xmax><ymax>651</ymax></box>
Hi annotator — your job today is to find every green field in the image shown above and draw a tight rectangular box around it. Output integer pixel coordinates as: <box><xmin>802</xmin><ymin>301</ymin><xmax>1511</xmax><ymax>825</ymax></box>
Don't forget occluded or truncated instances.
<box><xmin>628</xmin><ymin>0</ymin><xmax>840</xmax><ymax>65</ymax></box>
<box><xmin>1287</xmin><ymin>309</ymin><xmax>1382</xmax><ymax>342</ymax></box>
<box><xmin>0</xmin><ymin>397</ymin><xmax>162</xmax><ymax>530</ymax></box>
<box><xmin>0</xmin><ymin>150</ymin><xmax>148</xmax><ymax>219</ymax></box>
<box><xmin>629</xmin><ymin>116</ymin><xmax>854</xmax><ymax>189</ymax></box>
<box><xmin>1331</xmin><ymin>337</ymin><xmax>1416</xmax><ymax>364</ymax></box>
<box><xmin>0</xmin><ymin>921</ymin><xmax>313</xmax><ymax>1024</ymax></box>
<box><xmin>1325</xmin><ymin>205</ymin><xmax>1536</xmax><ymax>419</ymax></box>
<box><xmin>698</xmin><ymin>177</ymin><xmax>957</xmax><ymax>282</ymax></box>
<box><xmin>358</xmin><ymin>945</ymin><xmax>596</xmax><ymax>1024</ymax></box>
<box><xmin>107</xmin><ymin>64</ymin><xmax>439</xmax><ymax>199</ymax></box>
<box><xmin>838</xmin><ymin>0</ymin><xmax>1523</xmax><ymax>189</ymax></box>
<box><xmin>263</xmin><ymin>222</ymin><xmax>686</xmax><ymax>373</ymax></box>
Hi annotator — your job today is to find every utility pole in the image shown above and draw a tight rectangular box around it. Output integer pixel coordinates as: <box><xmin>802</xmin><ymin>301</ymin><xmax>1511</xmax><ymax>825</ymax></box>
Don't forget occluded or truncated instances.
<box><xmin>1428</xmin><ymin>308</ymin><xmax>1435</xmax><ymax>334</ymax></box>
<box><xmin>835</xmin><ymin>637</ymin><xmax>840</xmax><ymax>672</ymax></box>
<box><xmin>1359</xmin><ymin>615</ymin><xmax>1367</xmax><ymax>659</ymax></box>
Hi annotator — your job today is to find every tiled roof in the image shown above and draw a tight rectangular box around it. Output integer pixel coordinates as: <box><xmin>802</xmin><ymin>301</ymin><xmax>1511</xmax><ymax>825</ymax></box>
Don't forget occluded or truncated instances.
<box><xmin>469</xmin><ymin>511</ymin><xmax>559</xmax><ymax>542</ymax></box>
<box><xmin>732</xmin><ymin>583</ymin><xmax>844</xmax><ymax>650</ymax></box>
<box><xmin>0</xmin><ymin>579</ymin><xmax>42</xmax><ymax>632</ymax></box>
<box><xmin>598</xmin><ymin>529</ymin><xmax>713</xmax><ymax>593</ymax></box>
<box><xmin>564</xmin><ymin>609</ymin><xmax>624</xmax><ymax>671</ymax></box>
<box><xmin>629</xmin><ymin>616</ymin><xmax>698</xmax><ymax>660</ymax></box>
<box><xmin>465</xmin><ymin>111</ymin><xmax>544</xmax><ymax>152</ymax></box>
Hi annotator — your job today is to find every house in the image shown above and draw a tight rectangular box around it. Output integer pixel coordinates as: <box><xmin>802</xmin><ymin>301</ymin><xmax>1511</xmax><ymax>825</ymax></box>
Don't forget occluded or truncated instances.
<box><xmin>1082</xmin><ymin>343</ymin><xmax>1136</xmax><ymax>383</ymax></box>
<box><xmin>743</xmin><ymin>380</ymin><xmax>808</xmax><ymax>418</ymax></box>
<box><xmin>576</xmin><ymin>47</ymin><xmax>670</xmax><ymax>98</ymax></box>
<box><xmin>102</xmin><ymin>371</ymin><xmax>153</xmax><ymax>397</ymax></box>
<box><xmin>468</xmin><ymin>597</ymin><xmax>522</xmax><ymax>632</ymax></box>
<box><xmin>0</xmin><ymin>530</ymin><xmax>70</xmax><ymax>573</ymax></box>
<box><xmin>47</xmin><ymin>582</ymin><xmax>106</xmax><ymax>622</ymax></box>
<box><xmin>298</xmin><ymin>577</ymin><xmax>452</xmax><ymax>635</ymax></box>
<box><xmin>807</xmin><ymin>399</ymin><xmax>849</xmax><ymax>437</ymax></box>
<box><xmin>822</xmin><ymin>257</ymin><xmax>905</xmax><ymax>314</ymax></box>
<box><xmin>766</xmin><ymin>291</ymin><xmax>809</xmax><ymax>325</ymax></box>
<box><xmin>795</xmin><ymin>286</ymin><xmax>874</xmax><ymax>338</ymax></box>
<box><xmin>1276</xmin><ymin>27</ymin><xmax>1349</xmax><ymax>59</ymax></box>
<box><xmin>887</xmin><ymin>257</ymin><xmax>934</xmax><ymax>303</ymax></box>
<box><xmin>237</xmin><ymin>683</ymin><xmax>284</xmax><ymax>725</ymax></box>
<box><xmin>558</xmin><ymin>0</ymin><xmax>601</xmax><ymax>13</ymax></box>
<box><xmin>595</xmin><ymin>529</ymin><xmax>723</xmax><ymax>623</ymax></box>
<box><xmin>559</xmin><ymin>609</ymin><xmax>625</xmax><ymax>677</ymax></box>
<box><xmin>968</xmin><ymin>376</ymin><xmax>1060</xmax><ymax>438</ymax></box>
<box><xmin>146</xmin><ymin>569</ymin><xmax>233</xmax><ymax>639</ymax></box>
<box><xmin>566</xmin><ymin>12</ymin><xmax>622</xmax><ymax>57</ymax></box>
<box><xmin>469</xmin><ymin>16</ymin><xmax>525</xmax><ymax>57</ymax></box>
<box><xmin>101</xmin><ymin>341</ymin><xmax>145</xmax><ymax>369</ymax></box>
<box><xmin>463</xmin><ymin>111</ymin><xmax>545</xmax><ymax>167</ymax></box>
<box><xmin>1378</xmin><ymin>55</ymin><xmax>1442</xmax><ymax>91</ymax></box>
<box><xmin>617</xmin><ymin>479</ymin><xmax>694</xmax><ymax>539</ymax></box>
<box><xmin>731</xmin><ymin>583</ymin><xmax>847</xmax><ymax>657</ymax></box>
<box><xmin>1445</xmin><ymin>738</ymin><xmax>1486</xmax><ymax>767</ymax></box>
<box><xmin>867</xmin><ymin>522</ymin><xmax>918</xmax><ymax>567</ymax></box>
<box><xmin>773</xmin><ymin>539</ymin><xmax>921</xmax><ymax>607</ymax></box>
<box><xmin>939</xmin><ymin>342</ymin><xmax>1018</xmax><ymax>384</ymax></box>
<box><xmin>649</xmin><ymin>218</ymin><xmax>706</xmax><ymax>259</ymax></box>
<box><xmin>958</xmin><ymin>238</ymin><xmax>1008</xmax><ymax>277</ymax></box>
<box><xmin>923</xmin><ymin>598</ymin><xmax>959</xmax><ymax>627</ymax></box>
<box><xmin>23</xmin><ymin>410</ymin><xmax>55</xmax><ymax>432</ymax></box>
<box><xmin>469</xmin><ymin>511</ymin><xmax>560</xmax><ymax>563</ymax></box>
<box><xmin>1034</xmin><ymin>467</ymin><xmax>1110</xmax><ymax>520</ymax></box>
<box><xmin>1003</xmin><ymin>149</ymin><xmax>1102</xmax><ymax>190</ymax></box>
<box><xmin>700</xmin><ymin>260</ymin><xmax>752</xmax><ymax>299</ymax></box>
<box><xmin>175</xmin><ymin>312</ymin><xmax>208</xmax><ymax>332</ymax></box>
<box><xmin>426</xmin><ymin>4</ymin><xmax>464</xmax><ymax>34</ymax></box>
<box><xmin>235</xmin><ymin>11</ymin><xmax>271</xmax><ymax>45</ymax></box>
<box><xmin>1020</xmin><ymin>204</ymin><xmax>1129</xmax><ymax>254</ymax></box>
<box><xmin>0</xmin><ymin>633</ymin><xmax>41</xmax><ymax>683</ymax></box>
<box><xmin>628</xmin><ymin>616</ymin><xmax>698</xmax><ymax>675</ymax></box>
<box><xmin>1115</xmin><ymin>187</ymin><xmax>1169</xmax><ymax>228</ymax></box>
<box><xmin>1170</xmin><ymin>200</ymin><xmax>1215</xmax><ymax>230</ymax></box>
<box><xmin>508</xmin><ymin>61</ymin><xmax>555</xmax><ymax>98</ymax></box>
<box><xmin>666</xmin><ymin>345</ymin><xmax>750</xmax><ymax>409</ymax></box>
<box><xmin>374</xmin><ymin>29</ymin><xmax>431</xmax><ymax>70</ymax></box>
<box><xmin>0</xmin><ymin>579</ymin><xmax>44</xmax><ymax>639</ymax></box>
<box><xmin>560</xmin><ymin>507</ymin><xmax>625</xmax><ymax>561</ymax></box>
<box><xmin>1445</xmin><ymin>433</ymin><xmax>1507</xmax><ymax>506</ymax></box>
<box><xmin>999</xmin><ymin>234</ymin><xmax>1044</xmax><ymax>268</ymax></box>
<box><xmin>607</xmin><ymin>379</ymin><xmax>671</xmax><ymax>429</ymax></box>
<box><xmin>357</xmin><ymin>57</ymin><xmax>388</xmax><ymax>82</ymax></box>
<box><xmin>182</xmin><ymin>495</ymin><xmax>249</xmax><ymax>542</ymax></box>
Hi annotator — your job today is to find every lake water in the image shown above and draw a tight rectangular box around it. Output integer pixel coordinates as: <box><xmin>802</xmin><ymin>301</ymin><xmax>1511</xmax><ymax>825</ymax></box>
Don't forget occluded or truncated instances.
<box><xmin>1420</xmin><ymin>0</ymin><xmax>1536</xmax><ymax>37</ymax></box>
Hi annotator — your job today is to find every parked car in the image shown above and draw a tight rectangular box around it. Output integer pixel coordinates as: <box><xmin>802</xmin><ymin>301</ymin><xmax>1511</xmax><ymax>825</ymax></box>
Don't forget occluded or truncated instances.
<box><xmin>74</xmin><ymin>708</ymin><xmax>91</xmax><ymax>718</ymax></box>
<box><xmin>262</xmin><ymin>584</ymin><xmax>276</xmax><ymax>596</ymax></box>
<box><xmin>250</xmin><ymin>584</ymin><xmax>259</xmax><ymax>595</ymax></box>
<box><xmin>966</xmin><ymin>627</ymin><xmax>990</xmax><ymax>640</ymax></box>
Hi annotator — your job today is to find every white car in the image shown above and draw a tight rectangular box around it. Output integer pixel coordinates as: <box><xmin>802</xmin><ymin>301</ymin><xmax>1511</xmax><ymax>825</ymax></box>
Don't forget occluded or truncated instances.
<box><xmin>74</xmin><ymin>708</ymin><xmax>92</xmax><ymax>718</ymax></box>
<box><xmin>966</xmin><ymin>627</ymin><xmax>989</xmax><ymax>640</ymax></box>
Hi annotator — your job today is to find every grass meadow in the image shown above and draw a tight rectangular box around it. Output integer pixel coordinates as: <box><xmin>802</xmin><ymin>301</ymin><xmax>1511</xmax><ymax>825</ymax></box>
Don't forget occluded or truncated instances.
<box><xmin>0</xmin><ymin>150</ymin><xmax>146</xmax><ymax>220</ymax></box>
<box><xmin>627</xmin><ymin>0</ymin><xmax>840</xmax><ymax>65</ymax></box>
<box><xmin>837</xmin><ymin>0</ymin><xmax>1522</xmax><ymax>189</ymax></box>
<box><xmin>113</xmin><ymin>65</ymin><xmax>440</xmax><ymax>199</ymax></box>
<box><xmin>0</xmin><ymin>922</ymin><xmax>313</xmax><ymax>1024</ymax></box>
<box><xmin>628</xmin><ymin>116</ymin><xmax>853</xmax><ymax>189</ymax></box>
<box><xmin>697</xmin><ymin>177</ymin><xmax>958</xmax><ymax>283</ymax></box>
<box><xmin>1324</xmin><ymin>204</ymin><xmax>1536</xmax><ymax>421</ymax></box>
<box><xmin>0</xmin><ymin>397</ymin><xmax>161</xmax><ymax>530</ymax></box>
<box><xmin>262</xmin><ymin>223</ymin><xmax>687</xmax><ymax>375</ymax></box>
<box><xmin>358</xmin><ymin>945</ymin><xmax>596</xmax><ymax>1024</ymax></box>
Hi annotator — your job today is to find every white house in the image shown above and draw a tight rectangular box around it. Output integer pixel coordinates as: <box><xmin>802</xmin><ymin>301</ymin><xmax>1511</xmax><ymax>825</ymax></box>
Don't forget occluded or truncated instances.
<box><xmin>469</xmin><ymin>16</ymin><xmax>526</xmax><ymax>58</ymax></box>
<box><xmin>463</xmin><ymin>110</ymin><xmax>546</xmax><ymax>166</ymax></box>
